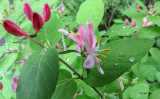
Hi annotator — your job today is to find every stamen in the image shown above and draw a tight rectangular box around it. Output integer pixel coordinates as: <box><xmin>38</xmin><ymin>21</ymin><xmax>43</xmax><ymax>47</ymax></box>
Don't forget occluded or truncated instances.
<box><xmin>76</xmin><ymin>34</ymin><xmax>80</xmax><ymax>37</ymax></box>
<box><xmin>96</xmin><ymin>54</ymin><xmax>101</xmax><ymax>57</ymax></box>
<box><xmin>95</xmin><ymin>42</ymin><xmax>98</xmax><ymax>47</ymax></box>
<box><xmin>101</xmin><ymin>55</ymin><xmax>106</xmax><ymax>58</ymax></box>
<box><xmin>70</xmin><ymin>31</ymin><xmax>75</xmax><ymax>35</ymax></box>
<box><xmin>104</xmin><ymin>49</ymin><xmax>110</xmax><ymax>51</ymax></box>
<box><xmin>99</xmin><ymin>37</ymin><xmax>103</xmax><ymax>43</ymax></box>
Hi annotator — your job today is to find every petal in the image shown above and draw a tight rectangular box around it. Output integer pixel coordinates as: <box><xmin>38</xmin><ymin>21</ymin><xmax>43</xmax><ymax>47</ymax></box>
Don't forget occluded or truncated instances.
<box><xmin>23</xmin><ymin>2</ymin><xmax>33</xmax><ymax>21</ymax></box>
<box><xmin>58</xmin><ymin>29</ymin><xmax>78</xmax><ymax>42</ymax></box>
<box><xmin>87</xmin><ymin>21</ymin><xmax>94</xmax><ymax>32</ymax></box>
<box><xmin>78</xmin><ymin>24</ymin><xmax>86</xmax><ymax>41</ymax></box>
<box><xmin>42</xmin><ymin>3</ymin><xmax>51</xmax><ymax>23</ymax></box>
<box><xmin>75</xmin><ymin>45</ymin><xmax>81</xmax><ymax>56</ymax></box>
<box><xmin>94</xmin><ymin>55</ymin><xmax>104</xmax><ymax>74</ymax></box>
<box><xmin>83</xmin><ymin>53</ymin><xmax>95</xmax><ymax>68</ymax></box>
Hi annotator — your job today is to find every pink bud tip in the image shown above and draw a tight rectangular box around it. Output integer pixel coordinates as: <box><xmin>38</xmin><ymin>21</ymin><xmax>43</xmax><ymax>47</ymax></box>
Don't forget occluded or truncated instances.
<box><xmin>125</xmin><ymin>19</ymin><xmax>130</xmax><ymax>26</ymax></box>
<box><xmin>62</xmin><ymin>6</ymin><xmax>65</xmax><ymax>12</ymax></box>
<box><xmin>42</xmin><ymin>3</ymin><xmax>51</xmax><ymax>23</ymax></box>
<box><xmin>145</xmin><ymin>10</ymin><xmax>150</xmax><ymax>15</ymax></box>
<box><xmin>137</xmin><ymin>9</ymin><xmax>140</xmax><ymax>12</ymax></box>
<box><xmin>136</xmin><ymin>5</ymin><xmax>140</xmax><ymax>9</ymax></box>
<box><xmin>73</xmin><ymin>93</ymin><xmax>78</xmax><ymax>98</ymax></box>
<box><xmin>143</xmin><ymin>17</ymin><xmax>147</xmax><ymax>25</ymax></box>
<box><xmin>153</xmin><ymin>9</ymin><xmax>157</xmax><ymax>14</ymax></box>
<box><xmin>32</xmin><ymin>12</ymin><xmax>44</xmax><ymax>33</ymax></box>
<box><xmin>132</xmin><ymin>20</ymin><xmax>136</xmax><ymax>27</ymax></box>
<box><xmin>11</xmin><ymin>5</ymin><xmax>14</xmax><ymax>10</ymax></box>
<box><xmin>23</xmin><ymin>2</ymin><xmax>33</xmax><ymax>21</ymax></box>
<box><xmin>3</xmin><ymin>20</ymin><xmax>28</xmax><ymax>37</ymax></box>
<box><xmin>145</xmin><ymin>22</ymin><xmax>154</xmax><ymax>27</ymax></box>
<box><xmin>0</xmin><ymin>82</ymin><xmax>3</xmax><ymax>91</ymax></box>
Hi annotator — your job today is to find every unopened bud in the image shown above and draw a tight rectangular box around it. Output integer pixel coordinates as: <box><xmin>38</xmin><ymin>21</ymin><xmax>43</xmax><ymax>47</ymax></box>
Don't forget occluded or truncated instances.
<box><xmin>145</xmin><ymin>22</ymin><xmax>154</xmax><ymax>27</ymax></box>
<box><xmin>143</xmin><ymin>17</ymin><xmax>147</xmax><ymax>25</ymax></box>
<box><xmin>0</xmin><ymin>82</ymin><xmax>3</xmax><ymax>91</ymax></box>
<box><xmin>3</xmin><ymin>20</ymin><xmax>28</xmax><ymax>37</ymax></box>
<box><xmin>23</xmin><ymin>2</ymin><xmax>33</xmax><ymax>21</ymax></box>
<box><xmin>153</xmin><ymin>9</ymin><xmax>157</xmax><ymax>14</ymax></box>
<box><xmin>11</xmin><ymin>5</ymin><xmax>14</xmax><ymax>10</ymax></box>
<box><xmin>132</xmin><ymin>20</ymin><xmax>136</xmax><ymax>27</ymax></box>
<box><xmin>148</xmin><ymin>4</ymin><xmax>153</xmax><ymax>9</ymax></box>
<box><xmin>32</xmin><ymin>12</ymin><xmax>44</xmax><ymax>33</ymax></box>
<box><xmin>137</xmin><ymin>9</ymin><xmax>140</xmax><ymax>12</ymax></box>
<box><xmin>145</xmin><ymin>10</ymin><xmax>150</xmax><ymax>15</ymax></box>
<box><xmin>42</xmin><ymin>3</ymin><xmax>51</xmax><ymax>23</ymax></box>
<box><xmin>136</xmin><ymin>5</ymin><xmax>140</xmax><ymax>9</ymax></box>
<box><xmin>125</xmin><ymin>19</ymin><xmax>129</xmax><ymax>26</ymax></box>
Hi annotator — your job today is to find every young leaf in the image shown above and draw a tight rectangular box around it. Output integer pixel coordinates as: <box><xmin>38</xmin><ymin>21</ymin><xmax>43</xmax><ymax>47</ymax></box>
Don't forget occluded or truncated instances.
<box><xmin>84</xmin><ymin>38</ymin><xmax>154</xmax><ymax>87</ymax></box>
<box><xmin>16</xmin><ymin>48</ymin><xmax>59</xmax><ymax>99</ymax></box>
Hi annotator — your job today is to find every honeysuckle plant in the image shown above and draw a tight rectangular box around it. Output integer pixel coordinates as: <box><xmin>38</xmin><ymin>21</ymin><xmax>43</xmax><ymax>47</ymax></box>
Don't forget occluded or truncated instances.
<box><xmin>0</xmin><ymin>0</ymin><xmax>160</xmax><ymax>99</ymax></box>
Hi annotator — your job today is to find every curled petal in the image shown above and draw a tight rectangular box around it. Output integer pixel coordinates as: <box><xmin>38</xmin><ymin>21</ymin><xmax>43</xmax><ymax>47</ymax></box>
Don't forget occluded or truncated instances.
<box><xmin>23</xmin><ymin>2</ymin><xmax>33</xmax><ymax>21</ymax></box>
<box><xmin>131</xmin><ymin>20</ymin><xmax>136</xmax><ymax>27</ymax></box>
<box><xmin>94</xmin><ymin>56</ymin><xmax>104</xmax><ymax>74</ymax></box>
<box><xmin>143</xmin><ymin>17</ymin><xmax>147</xmax><ymax>25</ymax></box>
<box><xmin>124</xmin><ymin>19</ymin><xmax>129</xmax><ymax>26</ymax></box>
<box><xmin>32</xmin><ymin>12</ymin><xmax>44</xmax><ymax>33</ymax></box>
<box><xmin>42</xmin><ymin>3</ymin><xmax>51</xmax><ymax>23</ymax></box>
<box><xmin>3</xmin><ymin>20</ymin><xmax>28</xmax><ymax>37</ymax></box>
<box><xmin>83</xmin><ymin>54</ymin><xmax>95</xmax><ymax>68</ymax></box>
<box><xmin>145</xmin><ymin>22</ymin><xmax>153</xmax><ymax>27</ymax></box>
<box><xmin>58</xmin><ymin>29</ymin><xmax>78</xmax><ymax>42</ymax></box>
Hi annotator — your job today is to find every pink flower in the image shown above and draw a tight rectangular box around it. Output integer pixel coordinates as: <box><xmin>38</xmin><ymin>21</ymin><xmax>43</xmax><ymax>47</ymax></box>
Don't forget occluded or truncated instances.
<box><xmin>131</xmin><ymin>20</ymin><xmax>136</xmax><ymax>27</ymax></box>
<box><xmin>83</xmin><ymin>21</ymin><xmax>110</xmax><ymax>74</ymax></box>
<box><xmin>153</xmin><ymin>9</ymin><xmax>157</xmax><ymax>14</ymax></box>
<box><xmin>124</xmin><ymin>19</ymin><xmax>129</xmax><ymax>26</ymax></box>
<box><xmin>23</xmin><ymin>2</ymin><xmax>33</xmax><ymax>21</ymax></box>
<box><xmin>58</xmin><ymin>22</ymin><xmax>87</xmax><ymax>51</ymax></box>
<box><xmin>0</xmin><ymin>82</ymin><xmax>3</xmax><ymax>91</ymax></box>
<box><xmin>11</xmin><ymin>76</ymin><xmax>19</xmax><ymax>93</ymax></box>
<box><xmin>3</xmin><ymin>20</ymin><xmax>28</xmax><ymax>37</ymax></box>
<box><xmin>32</xmin><ymin>12</ymin><xmax>44</xmax><ymax>33</ymax></box>
<box><xmin>143</xmin><ymin>17</ymin><xmax>154</xmax><ymax>27</ymax></box>
<box><xmin>42</xmin><ymin>3</ymin><xmax>51</xmax><ymax>23</ymax></box>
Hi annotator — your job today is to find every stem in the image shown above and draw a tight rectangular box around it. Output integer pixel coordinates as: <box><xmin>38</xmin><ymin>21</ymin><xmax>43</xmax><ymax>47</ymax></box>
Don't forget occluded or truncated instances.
<box><xmin>40</xmin><ymin>31</ymin><xmax>50</xmax><ymax>48</ymax></box>
<box><xmin>135</xmin><ymin>24</ymin><xmax>143</xmax><ymax>37</ymax></box>
<box><xmin>29</xmin><ymin>38</ymin><xmax>45</xmax><ymax>48</ymax></box>
<box><xmin>92</xmin><ymin>87</ymin><xmax>103</xmax><ymax>98</ymax></box>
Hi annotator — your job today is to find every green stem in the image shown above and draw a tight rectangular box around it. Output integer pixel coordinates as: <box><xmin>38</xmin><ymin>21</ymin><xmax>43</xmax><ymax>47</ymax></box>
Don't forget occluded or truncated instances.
<box><xmin>39</xmin><ymin>31</ymin><xmax>50</xmax><ymax>48</ymax></box>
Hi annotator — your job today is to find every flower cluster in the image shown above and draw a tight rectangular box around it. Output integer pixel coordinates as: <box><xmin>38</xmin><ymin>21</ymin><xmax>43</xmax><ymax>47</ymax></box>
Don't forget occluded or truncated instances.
<box><xmin>58</xmin><ymin>21</ymin><xmax>110</xmax><ymax>74</ymax></box>
<box><xmin>143</xmin><ymin>17</ymin><xmax>153</xmax><ymax>27</ymax></box>
<box><xmin>11</xmin><ymin>76</ymin><xmax>19</xmax><ymax>93</ymax></box>
<box><xmin>136</xmin><ymin>4</ymin><xmax>157</xmax><ymax>15</ymax></box>
<box><xmin>2</xmin><ymin>2</ymin><xmax>51</xmax><ymax>37</ymax></box>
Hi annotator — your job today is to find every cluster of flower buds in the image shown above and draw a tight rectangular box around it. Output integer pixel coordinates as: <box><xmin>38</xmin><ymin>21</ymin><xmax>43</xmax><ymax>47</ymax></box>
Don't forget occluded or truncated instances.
<box><xmin>124</xmin><ymin>19</ymin><xmax>136</xmax><ymax>27</ymax></box>
<box><xmin>136</xmin><ymin>4</ymin><xmax>140</xmax><ymax>12</ymax></box>
<box><xmin>57</xmin><ymin>6</ymin><xmax>66</xmax><ymax>14</ymax></box>
<box><xmin>143</xmin><ymin>17</ymin><xmax>154</xmax><ymax>27</ymax></box>
<box><xmin>2</xmin><ymin>2</ymin><xmax>51</xmax><ymax>37</ymax></box>
<box><xmin>148</xmin><ymin>4</ymin><xmax>153</xmax><ymax>9</ymax></box>
<box><xmin>11</xmin><ymin>76</ymin><xmax>19</xmax><ymax>93</ymax></box>
<box><xmin>0</xmin><ymin>82</ymin><xmax>3</xmax><ymax>91</ymax></box>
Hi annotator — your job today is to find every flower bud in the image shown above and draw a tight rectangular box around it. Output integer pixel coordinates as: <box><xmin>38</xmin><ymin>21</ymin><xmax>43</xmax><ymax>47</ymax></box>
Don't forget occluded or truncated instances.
<box><xmin>0</xmin><ymin>82</ymin><xmax>3</xmax><ymax>91</ymax></box>
<box><xmin>148</xmin><ymin>4</ymin><xmax>153</xmax><ymax>9</ymax></box>
<box><xmin>143</xmin><ymin>17</ymin><xmax>147</xmax><ymax>25</ymax></box>
<box><xmin>32</xmin><ymin>12</ymin><xmax>44</xmax><ymax>33</ymax></box>
<box><xmin>3</xmin><ymin>20</ymin><xmax>28</xmax><ymax>37</ymax></box>
<box><xmin>23</xmin><ymin>2</ymin><xmax>33</xmax><ymax>21</ymax></box>
<box><xmin>42</xmin><ymin>3</ymin><xmax>51</xmax><ymax>23</ymax></box>
<box><xmin>131</xmin><ymin>20</ymin><xmax>136</xmax><ymax>27</ymax></box>
<box><xmin>125</xmin><ymin>19</ymin><xmax>129</xmax><ymax>26</ymax></box>
<box><xmin>3</xmin><ymin>9</ymin><xmax>6</xmax><ymax>13</ymax></box>
<box><xmin>136</xmin><ymin>5</ymin><xmax>140</xmax><ymax>9</ymax></box>
<box><xmin>145</xmin><ymin>22</ymin><xmax>154</xmax><ymax>27</ymax></box>
<box><xmin>56</xmin><ymin>6</ymin><xmax>59</xmax><ymax>10</ymax></box>
<box><xmin>62</xmin><ymin>6</ymin><xmax>65</xmax><ymax>12</ymax></box>
<box><xmin>11</xmin><ymin>5</ymin><xmax>14</xmax><ymax>10</ymax></box>
<box><xmin>145</xmin><ymin>10</ymin><xmax>150</xmax><ymax>15</ymax></box>
<box><xmin>11</xmin><ymin>76</ymin><xmax>19</xmax><ymax>93</ymax></box>
<box><xmin>137</xmin><ymin>9</ymin><xmax>140</xmax><ymax>12</ymax></box>
<box><xmin>153</xmin><ymin>9</ymin><xmax>157</xmax><ymax>14</ymax></box>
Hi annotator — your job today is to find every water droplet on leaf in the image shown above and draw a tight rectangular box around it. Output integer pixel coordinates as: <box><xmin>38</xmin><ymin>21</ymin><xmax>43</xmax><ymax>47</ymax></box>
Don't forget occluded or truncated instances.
<box><xmin>129</xmin><ymin>57</ymin><xmax>135</xmax><ymax>62</ymax></box>
<box><xmin>66</xmin><ymin>58</ymin><xmax>70</xmax><ymax>62</ymax></box>
<box><xmin>115</xmin><ymin>63</ymin><xmax>118</xmax><ymax>66</ymax></box>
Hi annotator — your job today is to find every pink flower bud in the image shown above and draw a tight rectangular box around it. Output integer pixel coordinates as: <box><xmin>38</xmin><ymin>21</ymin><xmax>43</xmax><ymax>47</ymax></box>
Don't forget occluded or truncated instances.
<box><xmin>20</xmin><ymin>0</ymin><xmax>22</xmax><ymax>2</ymax></box>
<box><xmin>153</xmin><ymin>9</ymin><xmax>157</xmax><ymax>14</ymax></box>
<box><xmin>3</xmin><ymin>20</ymin><xmax>28</xmax><ymax>37</ymax></box>
<box><xmin>32</xmin><ymin>12</ymin><xmax>44</xmax><ymax>33</ymax></box>
<box><xmin>132</xmin><ymin>20</ymin><xmax>136</xmax><ymax>27</ymax></box>
<box><xmin>12</xmin><ymin>76</ymin><xmax>19</xmax><ymax>84</ymax></box>
<box><xmin>143</xmin><ymin>17</ymin><xmax>147</xmax><ymax>25</ymax></box>
<box><xmin>145</xmin><ymin>22</ymin><xmax>153</xmax><ymax>27</ymax></box>
<box><xmin>0</xmin><ymin>82</ymin><xmax>3</xmax><ymax>91</ymax></box>
<box><xmin>11</xmin><ymin>5</ymin><xmax>14</xmax><ymax>10</ymax></box>
<box><xmin>3</xmin><ymin>9</ymin><xmax>6</xmax><ymax>13</ymax></box>
<box><xmin>62</xmin><ymin>6</ymin><xmax>65</xmax><ymax>12</ymax></box>
<box><xmin>73</xmin><ymin>93</ymin><xmax>78</xmax><ymax>98</ymax></box>
<box><xmin>23</xmin><ymin>2</ymin><xmax>33</xmax><ymax>21</ymax></box>
<box><xmin>125</xmin><ymin>19</ymin><xmax>129</xmax><ymax>26</ymax></box>
<box><xmin>145</xmin><ymin>10</ymin><xmax>150</xmax><ymax>15</ymax></box>
<box><xmin>137</xmin><ymin>9</ymin><xmax>140</xmax><ymax>12</ymax></box>
<box><xmin>42</xmin><ymin>3</ymin><xmax>51</xmax><ymax>23</ymax></box>
<box><xmin>136</xmin><ymin>5</ymin><xmax>140</xmax><ymax>9</ymax></box>
<box><xmin>148</xmin><ymin>4</ymin><xmax>153</xmax><ymax>9</ymax></box>
<box><xmin>11</xmin><ymin>76</ymin><xmax>19</xmax><ymax>93</ymax></box>
<box><xmin>56</xmin><ymin>6</ymin><xmax>59</xmax><ymax>10</ymax></box>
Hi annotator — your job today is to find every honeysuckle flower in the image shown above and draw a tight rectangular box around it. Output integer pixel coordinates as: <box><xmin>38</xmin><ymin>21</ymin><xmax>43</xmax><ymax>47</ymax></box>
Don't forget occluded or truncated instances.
<box><xmin>32</xmin><ymin>12</ymin><xmax>44</xmax><ymax>33</ymax></box>
<box><xmin>23</xmin><ymin>2</ymin><xmax>33</xmax><ymax>21</ymax></box>
<box><xmin>131</xmin><ymin>20</ymin><xmax>136</xmax><ymax>27</ymax></box>
<box><xmin>58</xmin><ymin>22</ymin><xmax>88</xmax><ymax>52</ymax></box>
<box><xmin>11</xmin><ymin>76</ymin><xmax>19</xmax><ymax>93</ymax></box>
<box><xmin>42</xmin><ymin>3</ymin><xmax>51</xmax><ymax>23</ymax></box>
<box><xmin>153</xmin><ymin>9</ymin><xmax>157</xmax><ymax>14</ymax></box>
<box><xmin>3</xmin><ymin>20</ymin><xmax>28</xmax><ymax>37</ymax></box>
<box><xmin>0</xmin><ymin>82</ymin><xmax>3</xmax><ymax>91</ymax></box>
<box><xmin>143</xmin><ymin>17</ymin><xmax>154</xmax><ymax>27</ymax></box>
<box><xmin>124</xmin><ymin>19</ymin><xmax>129</xmax><ymax>26</ymax></box>
<box><xmin>83</xmin><ymin>22</ymin><xmax>110</xmax><ymax>74</ymax></box>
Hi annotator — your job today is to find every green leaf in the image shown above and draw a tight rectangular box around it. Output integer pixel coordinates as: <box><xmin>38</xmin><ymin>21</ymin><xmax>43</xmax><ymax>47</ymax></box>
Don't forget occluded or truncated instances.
<box><xmin>113</xmin><ymin>19</ymin><xmax>124</xmax><ymax>24</ymax></box>
<box><xmin>75</xmin><ymin>95</ymin><xmax>94</xmax><ymax>99</ymax></box>
<box><xmin>138</xmin><ymin>26</ymin><xmax>160</xmax><ymax>38</ymax></box>
<box><xmin>150</xmin><ymin>48</ymin><xmax>160</xmax><ymax>61</ymax></box>
<box><xmin>156</xmin><ymin>72</ymin><xmax>160</xmax><ymax>82</ymax></box>
<box><xmin>148</xmin><ymin>16</ymin><xmax>160</xmax><ymax>26</ymax></box>
<box><xmin>17</xmin><ymin>48</ymin><xmax>59</xmax><ymax>99</ymax></box>
<box><xmin>84</xmin><ymin>38</ymin><xmax>154</xmax><ymax>87</ymax></box>
<box><xmin>76</xmin><ymin>0</ymin><xmax>104</xmax><ymax>30</ymax></box>
<box><xmin>150</xmin><ymin>83</ymin><xmax>160</xmax><ymax>93</ymax></box>
<box><xmin>51</xmin><ymin>69</ymin><xmax>77</xmax><ymax>99</ymax></box>
<box><xmin>149</xmin><ymin>89</ymin><xmax>160</xmax><ymax>99</ymax></box>
<box><xmin>123</xmin><ymin>87</ymin><xmax>131</xmax><ymax>99</ymax></box>
<box><xmin>130</xmin><ymin>83</ymin><xmax>149</xmax><ymax>99</ymax></box>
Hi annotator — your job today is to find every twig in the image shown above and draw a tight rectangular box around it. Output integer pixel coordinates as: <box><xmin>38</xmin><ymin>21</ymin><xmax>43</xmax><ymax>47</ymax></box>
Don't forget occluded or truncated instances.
<box><xmin>92</xmin><ymin>87</ymin><xmax>103</xmax><ymax>98</ymax></box>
